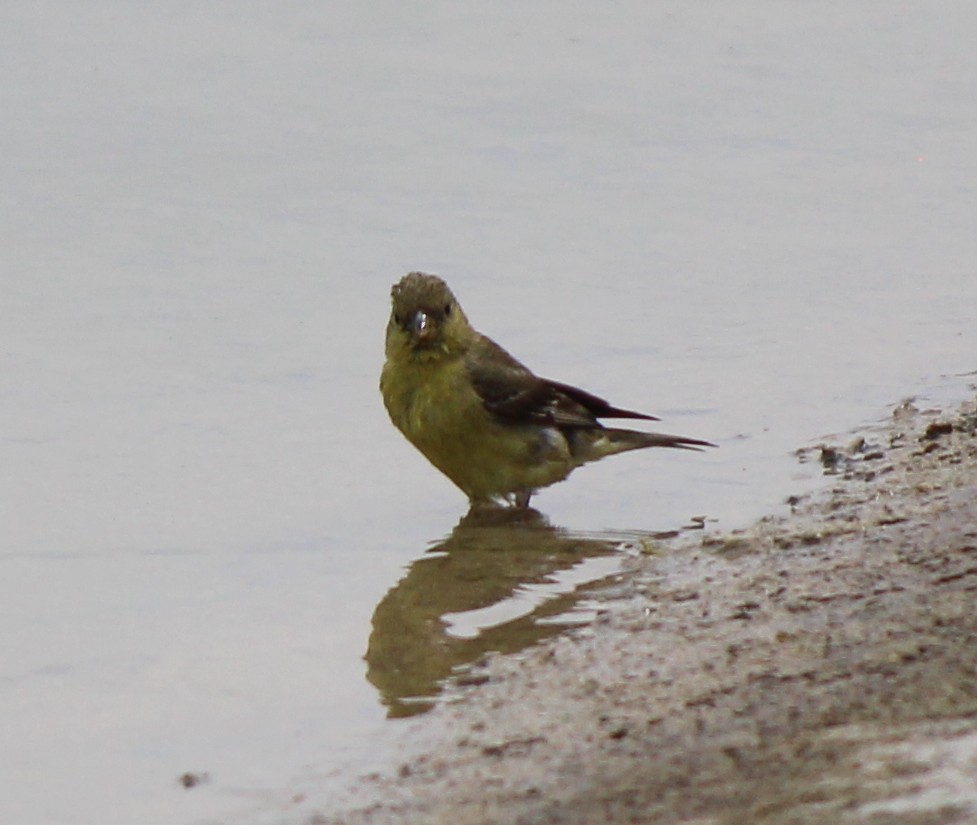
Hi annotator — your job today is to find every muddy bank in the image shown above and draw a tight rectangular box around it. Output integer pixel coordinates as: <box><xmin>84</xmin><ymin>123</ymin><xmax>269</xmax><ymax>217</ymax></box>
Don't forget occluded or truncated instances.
<box><xmin>315</xmin><ymin>397</ymin><xmax>977</xmax><ymax>825</ymax></box>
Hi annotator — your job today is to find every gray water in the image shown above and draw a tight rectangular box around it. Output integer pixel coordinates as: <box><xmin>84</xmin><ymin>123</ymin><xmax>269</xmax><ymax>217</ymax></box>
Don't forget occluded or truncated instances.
<box><xmin>3</xmin><ymin>3</ymin><xmax>977</xmax><ymax>823</ymax></box>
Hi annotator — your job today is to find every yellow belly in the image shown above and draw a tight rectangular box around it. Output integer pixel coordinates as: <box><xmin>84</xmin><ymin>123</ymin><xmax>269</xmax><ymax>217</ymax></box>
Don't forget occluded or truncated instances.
<box><xmin>380</xmin><ymin>356</ymin><xmax>572</xmax><ymax>501</ymax></box>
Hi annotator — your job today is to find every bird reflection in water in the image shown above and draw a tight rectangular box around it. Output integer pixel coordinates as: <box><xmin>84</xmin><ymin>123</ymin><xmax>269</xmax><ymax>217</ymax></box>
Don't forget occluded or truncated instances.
<box><xmin>365</xmin><ymin>507</ymin><xmax>673</xmax><ymax>718</ymax></box>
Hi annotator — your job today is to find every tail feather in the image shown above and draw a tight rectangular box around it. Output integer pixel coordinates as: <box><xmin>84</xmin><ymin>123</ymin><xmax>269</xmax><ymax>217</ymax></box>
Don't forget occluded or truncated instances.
<box><xmin>612</xmin><ymin>429</ymin><xmax>716</xmax><ymax>451</ymax></box>
<box><xmin>569</xmin><ymin>426</ymin><xmax>715</xmax><ymax>465</ymax></box>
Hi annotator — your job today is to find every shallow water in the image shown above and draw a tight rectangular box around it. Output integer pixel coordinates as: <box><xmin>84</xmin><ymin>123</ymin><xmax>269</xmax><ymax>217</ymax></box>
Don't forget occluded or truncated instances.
<box><xmin>3</xmin><ymin>3</ymin><xmax>977</xmax><ymax>823</ymax></box>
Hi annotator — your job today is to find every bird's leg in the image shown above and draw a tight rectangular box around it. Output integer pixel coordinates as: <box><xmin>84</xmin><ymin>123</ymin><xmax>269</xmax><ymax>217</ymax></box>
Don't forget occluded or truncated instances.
<box><xmin>513</xmin><ymin>489</ymin><xmax>533</xmax><ymax>508</ymax></box>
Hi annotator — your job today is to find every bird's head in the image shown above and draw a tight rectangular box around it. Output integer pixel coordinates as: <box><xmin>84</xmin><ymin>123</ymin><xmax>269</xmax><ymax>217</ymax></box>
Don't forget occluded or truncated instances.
<box><xmin>386</xmin><ymin>272</ymin><xmax>473</xmax><ymax>358</ymax></box>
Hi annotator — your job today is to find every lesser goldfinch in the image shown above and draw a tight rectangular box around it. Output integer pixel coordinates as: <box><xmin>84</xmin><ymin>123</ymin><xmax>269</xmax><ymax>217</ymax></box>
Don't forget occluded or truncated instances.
<box><xmin>380</xmin><ymin>272</ymin><xmax>715</xmax><ymax>508</ymax></box>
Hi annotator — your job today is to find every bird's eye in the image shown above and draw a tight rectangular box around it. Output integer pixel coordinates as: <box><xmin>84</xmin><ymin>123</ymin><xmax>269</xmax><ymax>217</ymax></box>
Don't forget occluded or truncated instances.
<box><xmin>444</xmin><ymin>303</ymin><xmax>452</xmax><ymax>316</ymax></box>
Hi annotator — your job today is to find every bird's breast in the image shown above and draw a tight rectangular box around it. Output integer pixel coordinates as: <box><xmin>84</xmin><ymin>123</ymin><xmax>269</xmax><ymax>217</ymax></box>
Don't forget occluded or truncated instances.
<box><xmin>382</xmin><ymin>356</ymin><xmax>475</xmax><ymax>440</ymax></box>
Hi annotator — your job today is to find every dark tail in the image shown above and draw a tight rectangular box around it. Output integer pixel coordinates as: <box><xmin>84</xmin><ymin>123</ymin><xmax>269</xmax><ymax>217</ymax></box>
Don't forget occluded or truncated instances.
<box><xmin>576</xmin><ymin>427</ymin><xmax>716</xmax><ymax>464</ymax></box>
<box><xmin>609</xmin><ymin>429</ymin><xmax>716</xmax><ymax>452</ymax></box>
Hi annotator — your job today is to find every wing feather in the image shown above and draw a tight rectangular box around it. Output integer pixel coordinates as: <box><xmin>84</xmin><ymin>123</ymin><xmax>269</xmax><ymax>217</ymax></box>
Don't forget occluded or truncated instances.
<box><xmin>465</xmin><ymin>336</ymin><xmax>659</xmax><ymax>428</ymax></box>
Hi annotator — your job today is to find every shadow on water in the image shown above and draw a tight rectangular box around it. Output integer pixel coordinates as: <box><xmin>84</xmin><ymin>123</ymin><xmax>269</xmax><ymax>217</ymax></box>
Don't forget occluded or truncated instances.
<box><xmin>365</xmin><ymin>506</ymin><xmax>682</xmax><ymax>718</ymax></box>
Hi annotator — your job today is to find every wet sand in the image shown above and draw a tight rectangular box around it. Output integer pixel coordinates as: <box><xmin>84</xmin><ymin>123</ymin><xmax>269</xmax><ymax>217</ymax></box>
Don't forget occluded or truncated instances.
<box><xmin>317</xmin><ymin>396</ymin><xmax>977</xmax><ymax>825</ymax></box>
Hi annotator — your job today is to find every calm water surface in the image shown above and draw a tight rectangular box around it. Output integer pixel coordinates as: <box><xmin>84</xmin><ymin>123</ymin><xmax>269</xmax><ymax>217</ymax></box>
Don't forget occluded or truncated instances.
<box><xmin>3</xmin><ymin>3</ymin><xmax>977</xmax><ymax>823</ymax></box>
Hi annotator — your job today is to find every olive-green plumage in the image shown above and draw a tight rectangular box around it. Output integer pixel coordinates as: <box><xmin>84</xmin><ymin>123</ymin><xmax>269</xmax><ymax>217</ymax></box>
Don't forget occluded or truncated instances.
<box><xmin>380</xmin><ymin>272</ymin><xmax>714</xmax><ymax>507</ymax></box>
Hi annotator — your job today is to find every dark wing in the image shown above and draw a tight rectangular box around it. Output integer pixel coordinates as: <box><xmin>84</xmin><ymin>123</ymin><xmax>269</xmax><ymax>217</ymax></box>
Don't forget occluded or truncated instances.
<box><xmin>466</xmin><ymin>335</ymin><xmax>659</xmax><ymax>428</ymax></box>
<box><xmin>544</xmin><ymin>379</ymin><xmax>660</xmax><ymax>423</ymax></box>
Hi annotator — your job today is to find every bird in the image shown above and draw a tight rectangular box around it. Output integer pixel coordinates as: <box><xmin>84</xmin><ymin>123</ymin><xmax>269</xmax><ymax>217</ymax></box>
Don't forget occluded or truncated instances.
<box><xmin>380</xmin><ymin>272</ymin><xmax>714</xmax><ymax>508</ymax></box>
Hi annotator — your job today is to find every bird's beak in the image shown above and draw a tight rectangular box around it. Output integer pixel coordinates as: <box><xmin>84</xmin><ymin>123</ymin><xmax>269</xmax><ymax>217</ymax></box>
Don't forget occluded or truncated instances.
<box><xmin>411</xmin><ymin>310</ymin><xmax>434</xmax><ymax>342</ymax></box>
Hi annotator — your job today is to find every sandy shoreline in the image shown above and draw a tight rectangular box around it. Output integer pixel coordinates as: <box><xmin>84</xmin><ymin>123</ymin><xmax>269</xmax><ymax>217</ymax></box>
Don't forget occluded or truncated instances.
<box><xmin>313</xmin><ymin>395</ymin><xmax>977</xmax><ymax>825</ymax></box>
